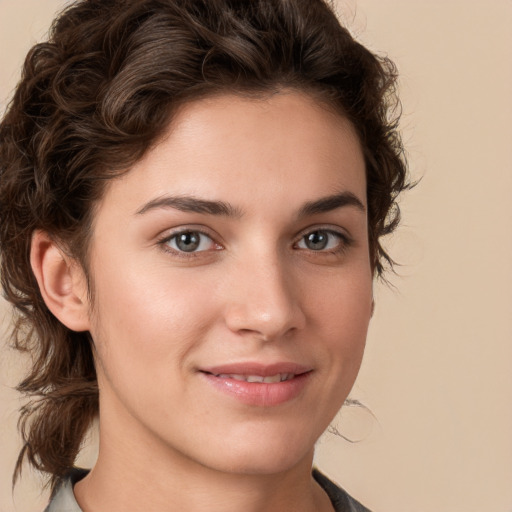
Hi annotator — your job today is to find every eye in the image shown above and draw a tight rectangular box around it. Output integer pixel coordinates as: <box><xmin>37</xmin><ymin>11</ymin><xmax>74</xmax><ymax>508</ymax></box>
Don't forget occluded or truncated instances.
<box><xmin>163</xmin><ymin>230</ymin><xmax>218</xmax><ymax>253</ymax></box>
<box><xmin>296</xmin><ymin>229</ymin><xmax>347</xmax><ymax>252</ymax></box>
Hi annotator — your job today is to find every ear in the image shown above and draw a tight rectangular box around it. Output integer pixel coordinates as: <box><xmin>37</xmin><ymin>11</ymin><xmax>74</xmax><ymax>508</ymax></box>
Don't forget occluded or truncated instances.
<box><xmin>30</xmin><ymin>230</ymin><xmax>91</xmax><ymax>332</ymax></box>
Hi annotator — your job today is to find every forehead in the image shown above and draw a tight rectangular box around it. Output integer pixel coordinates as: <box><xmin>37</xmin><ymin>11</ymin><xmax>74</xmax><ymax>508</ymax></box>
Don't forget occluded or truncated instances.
<box><xmin>96</xmin><ymin>91</ymin><xmax>366</xmax><ymax>219</ymax></box>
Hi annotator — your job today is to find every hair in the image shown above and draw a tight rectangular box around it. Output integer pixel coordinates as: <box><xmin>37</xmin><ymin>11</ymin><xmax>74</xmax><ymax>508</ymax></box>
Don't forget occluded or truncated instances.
<box><xmin>0</xmin><ymin>0</ymin><xmax>408</xmax><ymax>492</ymax></box>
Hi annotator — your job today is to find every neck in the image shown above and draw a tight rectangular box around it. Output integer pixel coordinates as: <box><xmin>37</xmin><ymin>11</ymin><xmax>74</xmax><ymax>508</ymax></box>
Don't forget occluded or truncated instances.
<box><xmin>75</xmin><ymin>443</ymin><xmax>330</xmax><ymax>512</ymax></box>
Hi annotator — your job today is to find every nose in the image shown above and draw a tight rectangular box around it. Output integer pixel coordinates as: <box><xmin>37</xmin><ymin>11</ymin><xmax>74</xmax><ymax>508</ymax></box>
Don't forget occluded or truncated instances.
<box><xmin>222</xmin><ymin>253</ymin><xmax>306</xmax><ymax>341</ymax></box>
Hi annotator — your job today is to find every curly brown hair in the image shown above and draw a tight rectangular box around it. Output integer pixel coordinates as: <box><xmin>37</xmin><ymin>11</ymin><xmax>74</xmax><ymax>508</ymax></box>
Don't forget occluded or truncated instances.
<box><xmin>0</xmin><ymin>0</ymin><xmax>408</xmax><ymax>491</ymax></box>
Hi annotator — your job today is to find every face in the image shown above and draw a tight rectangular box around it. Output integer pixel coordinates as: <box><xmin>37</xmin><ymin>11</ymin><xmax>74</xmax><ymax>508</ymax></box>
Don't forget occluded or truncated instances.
<box><xmin>85</xmin><ymin>91</ymin><xmax>373</xmax><ymax>476</ymax></box>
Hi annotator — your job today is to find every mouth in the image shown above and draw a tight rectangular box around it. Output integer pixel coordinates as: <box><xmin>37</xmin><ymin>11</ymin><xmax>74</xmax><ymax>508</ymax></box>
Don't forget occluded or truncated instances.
<box><xmin>206</xmin><ymin>372</ymin><xmax>297</xmax><ymax>383</ymax></box>
<box><xmin>199</xmin><ymin>363</ymin><xmax>313</xmax><ymax>406</ymax></box>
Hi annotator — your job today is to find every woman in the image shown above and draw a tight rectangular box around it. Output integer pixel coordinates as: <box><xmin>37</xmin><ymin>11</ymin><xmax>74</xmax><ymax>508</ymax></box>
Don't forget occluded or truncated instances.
<box><xmin>0</xmin><ymin>0</ymin><xmax>407</xmax><ymax>510</ymax></box>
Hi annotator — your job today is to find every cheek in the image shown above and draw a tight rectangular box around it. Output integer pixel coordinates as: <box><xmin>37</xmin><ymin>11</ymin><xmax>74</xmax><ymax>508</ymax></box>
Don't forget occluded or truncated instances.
<box><xmin>88</xmin><ymin>269</ymin><xmax>218</xmax><ymax>428</ymax></box>
<box><xmin>311</xmin><ymin>270</ymin><xmax>372</xmax><ymax>372</ymax></box>
<box><xmin>88</xmin><ymin>261</ymin><xmax>219</xmax><ymax>379</ymax></box>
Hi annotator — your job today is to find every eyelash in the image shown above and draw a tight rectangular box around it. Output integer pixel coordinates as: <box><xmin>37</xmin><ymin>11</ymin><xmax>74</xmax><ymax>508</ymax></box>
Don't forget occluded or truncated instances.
<box><xmin>157</xmin><ymin>228</ymin><xmax>220</xmax><ymax>258</ymax></box>
<box><xmin>157</xmin><ymin>227</ymin><xmax>353</xmax><ymax>257</ymax></box>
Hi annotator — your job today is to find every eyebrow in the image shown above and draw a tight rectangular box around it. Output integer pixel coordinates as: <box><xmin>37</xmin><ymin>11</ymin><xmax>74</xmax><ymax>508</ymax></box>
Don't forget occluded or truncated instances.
<box><xmin>136</xmin><ymin>191</ymin><xmax>365</xmax><ymax>218</ymax></box>
<box><xmin>136</xmin><ymin>195</ymin><xmax>242</xmax><ymax>217</ymax></box>
<box><xmin>297</xmin><ymin>191</ymin><xmax>366</xmax><ymax>217</ymax></box>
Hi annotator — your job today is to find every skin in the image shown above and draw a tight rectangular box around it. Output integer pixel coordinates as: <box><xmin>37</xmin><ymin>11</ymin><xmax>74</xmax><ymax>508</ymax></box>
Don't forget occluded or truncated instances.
<box><xmin>34</xmin><ymin>91</ymin><xmax>373</xmax><ymax>512</ymax></box>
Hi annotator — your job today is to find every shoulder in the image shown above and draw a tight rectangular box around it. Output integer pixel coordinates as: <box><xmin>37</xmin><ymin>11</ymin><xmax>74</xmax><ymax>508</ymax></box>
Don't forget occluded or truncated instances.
<box><xmin>313</xmin><ymin>468</ymin><xmax>372</xmax><ymax>512</ymax></box>
<box><xmin>44</xmin><ymin>468</ymin><xmax>88</xmax><ymax>512</ymax></box>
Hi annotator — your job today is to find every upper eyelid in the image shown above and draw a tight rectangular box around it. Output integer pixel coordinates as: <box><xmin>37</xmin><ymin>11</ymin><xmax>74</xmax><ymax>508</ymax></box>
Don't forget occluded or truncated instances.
<box><xmin>157</xmin><ymin>225</ymin><xmax>220</xmax><ymax>243</ymax></box>
<box><xmin>294</xmin><ymin>225</ymin><xmax>352</xmax><ymax>242</ymax></box>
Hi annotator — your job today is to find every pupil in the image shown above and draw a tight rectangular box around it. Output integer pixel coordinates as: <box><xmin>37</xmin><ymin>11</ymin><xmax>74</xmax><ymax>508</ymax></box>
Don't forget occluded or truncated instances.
<box><xmin>306</xmin><ymin>231</ymin><xmax>328</xmax><ymax>250</ymax></box>
<box><xmin>177</xmin><ymin>232</ymin><xmax>200</xmax><ymax>252</ymax></box>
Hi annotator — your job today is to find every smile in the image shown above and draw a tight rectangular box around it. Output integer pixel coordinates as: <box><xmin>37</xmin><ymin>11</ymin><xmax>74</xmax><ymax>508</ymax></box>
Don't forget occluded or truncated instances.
<box><xmin>199</xmin><ymin>363</ymin><xmax>312</xmax><ymax>406</ymax></box>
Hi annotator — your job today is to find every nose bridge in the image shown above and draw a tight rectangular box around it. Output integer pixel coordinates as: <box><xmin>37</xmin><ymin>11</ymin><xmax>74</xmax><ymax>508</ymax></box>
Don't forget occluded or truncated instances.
<box><xmin>223</xmin><ymin>247</ymin><xmax>304</xmax><ymax>340</ymax></box>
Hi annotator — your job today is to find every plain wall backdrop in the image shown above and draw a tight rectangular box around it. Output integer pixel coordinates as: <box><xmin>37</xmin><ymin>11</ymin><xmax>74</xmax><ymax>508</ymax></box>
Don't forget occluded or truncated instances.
<box><xmin>1</xmin><ymin>1</ymin><xmax>511</xmax><ymax>511</ymax></box>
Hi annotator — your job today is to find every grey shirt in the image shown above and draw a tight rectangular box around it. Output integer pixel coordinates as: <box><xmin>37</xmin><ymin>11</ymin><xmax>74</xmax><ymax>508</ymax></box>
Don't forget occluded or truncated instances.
<box><xmin>45</xmin><ymin>467</ymin><xmax>371</xmax><ymax>512</ymax></box>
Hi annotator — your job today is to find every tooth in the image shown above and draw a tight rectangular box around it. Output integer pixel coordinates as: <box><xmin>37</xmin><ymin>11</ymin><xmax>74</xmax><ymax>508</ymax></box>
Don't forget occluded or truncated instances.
<box><xmin>246</xmin><ymin>375</ymin><xmax>265</xmax><ymax>383</ymax></box>
<box><xmin>263</xmin><ymin>374</ymin><xmax>282</xmax><ymax>383</ymax></box>
<box><xmin>214</xmin><ymin>373</ymin><xmax>297</xmax><ymax>383</ymax></box>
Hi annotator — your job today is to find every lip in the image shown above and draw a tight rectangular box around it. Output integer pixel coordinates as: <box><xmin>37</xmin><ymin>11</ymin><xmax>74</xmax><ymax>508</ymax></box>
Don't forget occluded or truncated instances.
<box><xmin>202</xmin><ymin>362</ymin><xmax>311</xmax><ymax>377</ymax></box>
<box><xmin>199</xmin><ymin>362</ymin><xmax>313</xmax><ymax>407</ymax></box>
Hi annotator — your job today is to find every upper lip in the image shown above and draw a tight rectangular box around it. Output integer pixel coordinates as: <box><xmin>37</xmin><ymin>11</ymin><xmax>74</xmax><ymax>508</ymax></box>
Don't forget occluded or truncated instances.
<box><xmin>200</xmin><ymin>362</ymin><xmax>312</xmax><ymax>377</ymax></box>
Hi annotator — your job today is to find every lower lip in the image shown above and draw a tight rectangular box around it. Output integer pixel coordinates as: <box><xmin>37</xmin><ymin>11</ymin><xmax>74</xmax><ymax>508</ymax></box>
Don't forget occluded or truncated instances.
<box><xmin>201</xmin><ymin>372</ymin><xmax>311</xmax><ymax>407</ymax></box>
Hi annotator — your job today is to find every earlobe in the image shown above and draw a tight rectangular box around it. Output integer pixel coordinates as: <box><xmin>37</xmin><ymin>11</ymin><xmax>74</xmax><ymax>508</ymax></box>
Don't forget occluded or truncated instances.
<box><xmin>30</xmin><ymin>230</ymin><xmax>91</xmax><ymax>332</ymax></box>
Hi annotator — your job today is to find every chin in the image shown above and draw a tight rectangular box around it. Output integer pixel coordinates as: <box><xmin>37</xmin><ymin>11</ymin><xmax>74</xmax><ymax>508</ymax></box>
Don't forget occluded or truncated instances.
<box><xmin>210</xmin><ymin>450</ymin><xmax>313</xmax><ymax>477</ymax></box>
<box><xmin>186</xmin><ymin>426</ymin><xmax>318</xmax><ymax>477</ymax></box>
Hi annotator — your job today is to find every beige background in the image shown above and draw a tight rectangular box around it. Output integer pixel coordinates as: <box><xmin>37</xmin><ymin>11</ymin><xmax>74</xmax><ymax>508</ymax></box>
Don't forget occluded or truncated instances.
<box><xmin>1</xmin><ymin>1</ymin><xmax>511</xmax><ymax>511</ymax></box>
